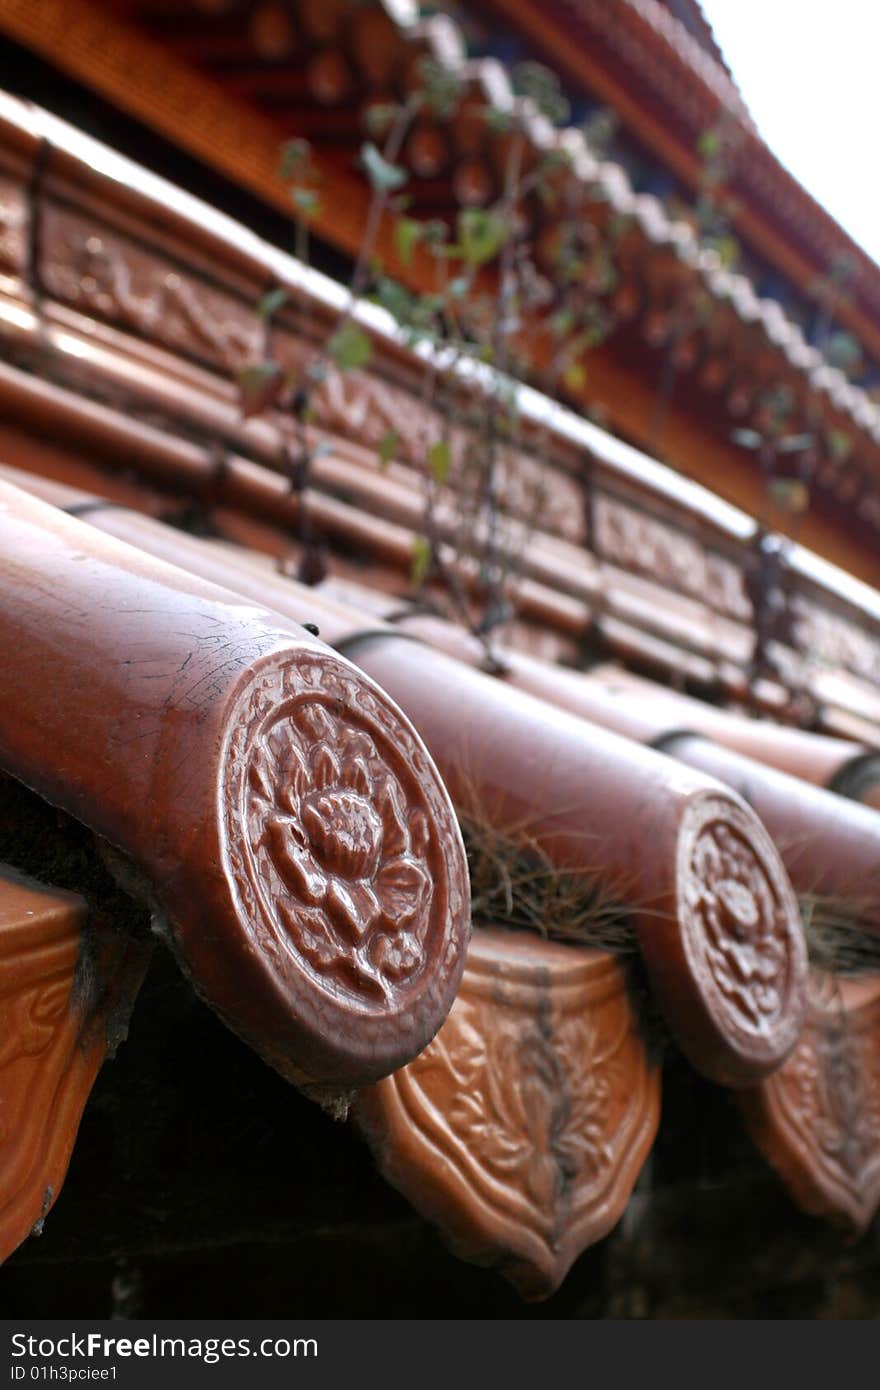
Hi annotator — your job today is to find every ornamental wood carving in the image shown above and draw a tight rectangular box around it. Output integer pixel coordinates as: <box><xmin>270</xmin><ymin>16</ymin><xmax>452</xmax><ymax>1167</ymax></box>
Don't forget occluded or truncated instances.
<box><xmin>0</xmin><ymin>865</ymin><xmax>149</xmax><ymax>1264</ymax></box>
<box><xmin>40</xmin><ymin>204</ymin><xmax>263</xmax><ymax>371</ymax></box>
<box><xmin>0</xmin><ymin>178</ymin><xmax>26</xmax><ymax>273</ymax></box>
<box><xmin>0</xmin><ymin>482</ymin><xmax>471</xmax><ymax>1090</ymax></box>
<box><xmin>354</xmin><ymin>926</ymin><xmax>660</xmax><ymax>1300</ymax></box>
<box><xmin>593</xmin><ymin>492</ymin><xmax>751</xmax><ymax>621</ymax></box>
<box><xmin>37</xmin><ymin>200</ymin><xmax>585</xmax><ymax>544</ymax></box>
<box><xmin>739</xmin><ymin>970</ymin><xmax>880</xmax><ymax>1233</ymax></box>
<box><xmin>792</xmin><ymin>598</ymin><xmax>880</xmax><ymax>688</ymax></box>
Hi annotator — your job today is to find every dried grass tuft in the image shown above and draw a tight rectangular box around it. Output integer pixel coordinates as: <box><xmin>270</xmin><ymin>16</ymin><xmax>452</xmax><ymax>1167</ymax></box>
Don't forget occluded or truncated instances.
<box><xmin>459</xmin><ymin>807</ymin><xmax>638</xmax><ymax>955</ymax></box>
<box><xmin>800</xmin><ymin>893</ymin><xmax>880</xmax><ymax>976</ymax></box>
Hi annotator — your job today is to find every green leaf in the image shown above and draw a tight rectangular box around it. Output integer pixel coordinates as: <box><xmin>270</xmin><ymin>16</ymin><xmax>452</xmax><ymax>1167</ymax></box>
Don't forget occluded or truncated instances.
<box><xmin>710</xmin><ymin>234</ymin><xmax>740</xmax><ymax>269</ymax></box>
<box><xmin>482</xmin><ymin>106</ymin><xmax>512</xmax><ymax>135</ymax></box>
<box><xmin>731</xmin><ymin>427</ymin><xmax>763</xmax><ymax>451</ymax></box>
<box><xmin>365</xmin><ymin>103</ymin><xmax>399</xmax><ymax>138</ymax></box>
<box><xmin>416</xmin><ymin>57</ymin><xmax>462</xmax><ymax>119</ymax></box>
<box><xmin>697</xmin><ymin>129</ymin><xmax>722</xmax><ymax>162</ymax></box>
<box><xmin>361</xmin><ymin>142</ymin><xmax>408</xmax><ymax>194</ymax></box>
<box><xmin>563</xmin><ymin>361</ymin><xmax>586</xmax><ymax>392</ymax></box>
<box><xmin>279</xmin><ymin>138</ymin><xmax>312</xmax><ymax>179</ymax></box>
<box><xmin>237</xmin><ymin>361</ymin><xmax>285</xmax><ymax>418</ymax></box>
<box><xmin>327</xmin><ymin>322</ymin><xmax>372</xmax><ymax>372</ymax></box>
<box><xmin>513</xmin><ymin>61</ymin><xmax>570</xmax><ymax>124</ymax></box>
<box><xmin>394</xmin><ymin>217</ymin><xmax>423</xmax><ymax>267</ymax></box>
<box><xmin>776</xmin><ymin>433</ymin><xmax>813</xmax><ymax>454</ymax></box>
<box><xmin>457</xmin><ymin>208</ymin><xmax>508</xmax><ymax>267</ymax></box>
<box><xmin>291</xmin><ymin>187</ymin><xmax>321</xmax><ymax>218</ymax></box>
<box><xmin>427</xmin><ymin>439</ymin><xmax>451</xmax><ymax>485</ymax></box>
<box><xmin>410</xmin><ymin>535</ymin><xmax>432</xmax><ymax>588</ymax></box>
<box><xmin>378</xmin><ymin>428</ymin><xmax>399</xmax><ymax>469</ymax></box>
<box><xmin>769</xmin><ymin>479</ymin><xmax>810</xmax><ymax>514</ymax></box>
<box><xmin>550</xmin><ymin>307</ymin><xmax>576</xmax><ymax>338</ymax></box>
<box><xmin>827</xmin><ymin>429</ymin><xmax>852</xmax><ymax>462</ymax></box>
<box><xmin>826</xmin><ymin>331</ymin><xmax>862</xmax><ymax>373</ymax></box>
<box><xmin>256</xmin><ymin>287</ymin><xmax>289</xmax><ymax>320</ymax></box>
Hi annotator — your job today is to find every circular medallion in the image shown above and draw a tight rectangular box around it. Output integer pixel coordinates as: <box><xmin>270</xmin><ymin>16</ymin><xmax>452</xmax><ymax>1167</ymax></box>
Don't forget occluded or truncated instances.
<box><xmin>221</xmin><ymin>648</ymin><xmax>470</xmax><ymax>1078</ymax></box>
<box><xmin>675</xmin><ymin>794</ymin><xmax>807</xmax><ymax>1083</ymax></box>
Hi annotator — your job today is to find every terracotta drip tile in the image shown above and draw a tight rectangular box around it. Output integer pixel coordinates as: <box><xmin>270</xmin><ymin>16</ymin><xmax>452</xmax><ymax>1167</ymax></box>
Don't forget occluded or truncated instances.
<box><xmin>353</xmin><ymin>925</ymin><xmax>660</xmax><ymax>1300</ymax></box>
<box><xmin>0</xmin><ymin>864</ymin><xmax>149</xmax><ymax>1264</ymax></box>
<box><xmin>0</xmin><ymin>480</ymin><xmax>471</xmax><ymax>1092</ymax></box>
<box><xmin>3</xmin><ymin>488</ymin><xmax>810</xmax><ymax>1088</ymax></box>
<box><xmin>738</xmin><ymin>970</ymin><xmax>880</xmax><ymax>1234</ymax></box>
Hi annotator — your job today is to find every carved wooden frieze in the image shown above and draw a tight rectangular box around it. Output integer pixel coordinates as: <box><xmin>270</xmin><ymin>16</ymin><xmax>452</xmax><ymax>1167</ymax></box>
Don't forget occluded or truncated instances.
<box><xmin>593</xmin><ymin>492</ymin><xmax>752</xmax><ymax>622</ymax></box>
<box><xmin>0</xmin><ymin>177</ymin><xmax>27</xmax><ymax>273</ymax></box>
<box><xmin>0</xmin><ymin>865</ymin><xmax>149</xmax><ymax>1264</ymax></box>
<box><xmin>267</xmin><ymin>334</ymin><xmax>588</xmax><ymax>546</ymax></box>
<box><xmin>739</xmin><ymin>970</ymin><xmax>880</xmax><ymax>1233</ymax></box>
<box><xmin>39</xmin><ymin>203</ymin><xmax>263</xmax><ymax>371</ymax></box>
<box><xmin>354</xmin><ymin>926</ymin><xmax>660</xmax><ymax>1299</ymax></box>
<box><xmin>792</xmin><ymin>597</ymin><xmax>880</xmax><ymax>688</ymax></box>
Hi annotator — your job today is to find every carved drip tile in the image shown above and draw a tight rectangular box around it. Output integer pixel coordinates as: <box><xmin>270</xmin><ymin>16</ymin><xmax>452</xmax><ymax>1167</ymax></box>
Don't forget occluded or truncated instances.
<box><xmin>0</xmin><ymin>865</ymin><xmax>149</xmax><ymax>1263</ymax></box>
<box><xmin>354</xmin><ymin>927</ymin><xmax>660</xmax><ymax>1299</ymax></box>
<box><xmin>739</xmin><ymin>970</ymin><xmax>880</xmax><ymax>1234</ymax></box>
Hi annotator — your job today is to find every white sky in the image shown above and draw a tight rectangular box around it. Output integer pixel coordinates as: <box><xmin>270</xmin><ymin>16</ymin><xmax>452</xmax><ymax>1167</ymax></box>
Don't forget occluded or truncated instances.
<box><xmin>697</xmin><ymin>0</ymin><xmax>880</xmax><ymax>268</ymax></box>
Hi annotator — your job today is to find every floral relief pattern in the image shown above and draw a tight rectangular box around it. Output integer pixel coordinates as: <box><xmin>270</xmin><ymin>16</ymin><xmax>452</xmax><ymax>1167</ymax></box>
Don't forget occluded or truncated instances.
<box><xmin>0</xmin><ymin>878</ymin><xmax>125</xmax><ymax>1263</ymax></box>
<box><xmin>247</xmin><ymin>699</ymin><xmax>433</xmax><ymax>1001</ymax></box>
<box><xmin>436</xmin><ymin>1004</ymin><xmax>615</xmax><ymax>1215</ymax></box>
<box><xmin>222</xmin><ymin>653</ymin><xmax>467</xmax><ymax>1024</ymax></box>
<box><xmin>688</xmin><ymin>820</ymin><xmax>789</xmax><ymax>1033</ymax></box>
<box><xmin>742</xmin><ymin>972</ymin><xmax>880</xmax><ymax>1232</ymax></box>
<box><xmin>356</xmin><ymin>932</ymin><xmax>660</xmax><ymax>1297</ymax></box>
<box><xmin>41</xmin><ymin>207</ymin><xmax>262</xmax><ymax>371</ymax></box>
<box><xmin>593</xmin><ymin>494</ymin><xmax>751</xmax><ymax>620</ymax></box>
<box><xmin>0</xmin><ymin>181</ymin><xmax>27</xmax><ymax>272</ymax></box>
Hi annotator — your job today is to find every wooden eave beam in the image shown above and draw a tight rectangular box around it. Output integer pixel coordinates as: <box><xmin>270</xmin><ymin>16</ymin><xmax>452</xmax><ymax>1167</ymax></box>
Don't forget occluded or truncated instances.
<box><xmin>0</xmin><ymin>0</ymin><xmax>436</xmax><ymax>289</ymax></box>
<box><xmin>481</xmin><ymin>0</ymin><xmax>880</xmax><ymax>370</ymax></box>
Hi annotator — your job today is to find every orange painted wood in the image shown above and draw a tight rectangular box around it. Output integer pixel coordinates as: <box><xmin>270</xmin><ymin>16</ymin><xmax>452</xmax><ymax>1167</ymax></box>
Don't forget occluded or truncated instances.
<box><xmin>355</xmin><ymin>926</ymin><xmax>661</xmax><ymax>1299</ymax></box>
<box><xmin>0</xmin><ymin>481</ymin><xmax>471</xmax><ymax>1090</ymax></box>
<box><xmin>0</xmin><ymin>864</ymin><xmax>148</xmax><ymax>1264</ymax></box>
<box><xmin>739</xmin><ymin>970</ymin><xmax>880</xmax><ymax>1234</ymax></box>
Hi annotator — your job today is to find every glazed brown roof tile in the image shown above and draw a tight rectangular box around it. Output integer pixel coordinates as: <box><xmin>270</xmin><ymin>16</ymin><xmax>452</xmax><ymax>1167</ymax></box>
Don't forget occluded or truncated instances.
<box><xmin>6</xmin><ymin>476</ymin><xmax>812</xmax><ymax>1088</ymax></box>
<box><xmin>309</xmin><ymin>598</ymin><xmax>880</xmax><ymax>937</ymax></box>
<box><xmin>0</xmin><ymin>862</ymin><xmax>149</xmax><ymax>1264</ymax></box>
<box><xmin>0</xmin><ymin>480</ymin><xmax>471</xmax><ymax>1094</ymax></box>
<box><xmin>584</xmin><ymin>663</ymin><xmax>880</xmax><ymax>805</ymax></box>
<box><xmin>353</xmin><ymin>924</ymin><xmax>661</xmax><ymax>1299</ymax></box>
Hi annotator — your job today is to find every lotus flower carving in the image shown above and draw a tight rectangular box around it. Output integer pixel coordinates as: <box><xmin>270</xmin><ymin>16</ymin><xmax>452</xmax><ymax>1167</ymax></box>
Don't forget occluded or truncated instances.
<box><xmin>247</xmin><ymin>700</ymin><xmax>434</xmax><ymax>1000</ymax></box>
<box><xmin>691</xmin><ymin>822</ymin><xmax>786</xmax><ymax>1030</ymax></box>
